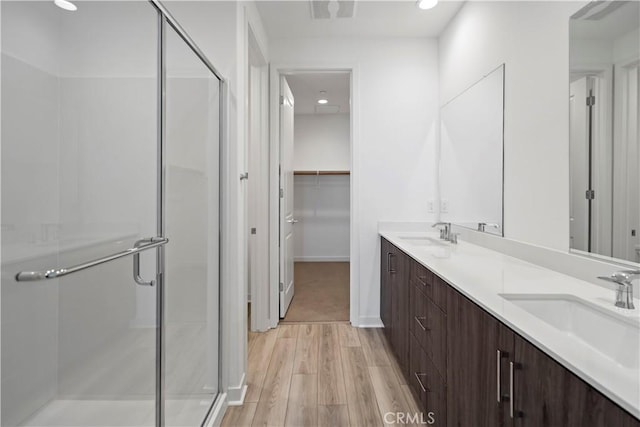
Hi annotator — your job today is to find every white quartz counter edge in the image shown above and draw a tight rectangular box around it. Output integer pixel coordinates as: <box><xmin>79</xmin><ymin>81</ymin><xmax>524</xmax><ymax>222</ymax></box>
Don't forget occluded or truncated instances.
<box><xmin>380</xmin><ymin>230</ymin><xmax>640</xmax><ymax>419</ymax></box>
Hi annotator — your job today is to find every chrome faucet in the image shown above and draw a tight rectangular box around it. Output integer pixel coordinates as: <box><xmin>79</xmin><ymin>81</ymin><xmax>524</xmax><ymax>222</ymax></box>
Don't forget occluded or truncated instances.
<box><xmin>478</xmin><ymin>222</ymin><xmax>500</xmax><ymax>232</ymax></box>
<box><xmin>597</xmin><ymin>270</ymin><xmax>639</xmax><ymax>310</ymax></box>
<box><xmin>432</xmin><ymin>222</ymin><xmax>451</xmax><ymax>241</ymax></box>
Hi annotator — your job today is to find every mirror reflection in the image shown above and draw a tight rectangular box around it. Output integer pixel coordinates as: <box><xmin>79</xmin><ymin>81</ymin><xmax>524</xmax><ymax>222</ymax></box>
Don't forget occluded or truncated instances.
<box><xmin>440</xmin><ymin>64</ymin><xmax>505</xmax><ymax>236</ymax></box>
<box><xmin>569</xmin><ymin>1</ymin><xmax>640</xmax><ymax>264</ymax></box>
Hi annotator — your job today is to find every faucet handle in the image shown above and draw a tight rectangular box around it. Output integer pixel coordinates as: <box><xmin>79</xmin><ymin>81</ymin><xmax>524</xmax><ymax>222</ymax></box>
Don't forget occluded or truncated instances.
<box><xmin>597</xmin><ymin>276</ymin><xmax>629</xmax><ymax>287</ymax></box>
<box><xmin>617</xmin><ymin>270</ymin><xmax>640</xmax><ymax>278</ymax></box>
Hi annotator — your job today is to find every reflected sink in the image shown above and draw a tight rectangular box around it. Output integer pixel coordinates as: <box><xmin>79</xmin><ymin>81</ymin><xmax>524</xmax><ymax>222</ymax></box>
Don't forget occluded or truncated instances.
<box><xmin>397</xmin><ymin>236</ymin><xmax>445</xmax><ymax>247</ymax></box>
<box><xmin>500</xmin><ymin>294</ymin><xmax>640</xmax><ymax>370</ymax></box>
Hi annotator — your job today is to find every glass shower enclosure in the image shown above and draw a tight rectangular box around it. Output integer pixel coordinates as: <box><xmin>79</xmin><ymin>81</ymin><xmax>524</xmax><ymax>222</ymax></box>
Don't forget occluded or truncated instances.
<box><xmin>1</xmin><ymin>1</ymin><xmax>223</xmax><ymax>426</ymax></box>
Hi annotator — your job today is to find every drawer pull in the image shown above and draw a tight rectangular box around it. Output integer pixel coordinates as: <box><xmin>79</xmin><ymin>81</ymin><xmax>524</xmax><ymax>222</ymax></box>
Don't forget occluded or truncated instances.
<box><xmin>387</xmin><ymin>253</ymin><xmax>396</xmax><ymax>273</ymax></box>
<box><xmin>414</xmin><ymin>372</ymin><xmax>429</xmax><ymax>393</ymax></box>
<box><xmin>510</xmin><ymin>361</ymin><xmax>517</xmax><ymax>418</ymax></box>
<box><xmin>414</xmin><ymin>316</ymin><xmax>429</xmax><ymax>331</ymax></box>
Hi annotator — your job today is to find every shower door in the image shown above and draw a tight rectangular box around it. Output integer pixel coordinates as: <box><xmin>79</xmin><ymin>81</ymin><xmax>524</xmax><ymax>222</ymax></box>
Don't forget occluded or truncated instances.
<box><xmin>1</xmin><ymin>1</ymin><xmax>222</xmax><ymax>426</ymax></box>
<box><xmin>162</xmin><ymin>14</ymin><xmax>222</xmax><ymax>427</ymax></box>
<box><xmin>2</xmin><ymin>1</ymin><xmax>160</xmax><ymax>426</ymax></box>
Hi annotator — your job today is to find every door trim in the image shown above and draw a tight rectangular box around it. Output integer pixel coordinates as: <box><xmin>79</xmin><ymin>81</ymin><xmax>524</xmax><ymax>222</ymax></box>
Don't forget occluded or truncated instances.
<box><xmin>268</xmin><ymin>64</ymin><xmax>359</xmax><ymax>327</ymax></box>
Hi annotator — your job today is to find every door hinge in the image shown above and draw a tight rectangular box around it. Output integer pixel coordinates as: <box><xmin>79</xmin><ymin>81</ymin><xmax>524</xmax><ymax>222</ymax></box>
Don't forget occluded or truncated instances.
<box><xmin>585</xmin><ymin>189</ymin><xmax>595</xmax><ymax>200</ymax></box>
<box><xmin>279</xmin><ymin>95</ymin><xmax>284</xmax><ymax>105</ymax></box>
<box><xmin>280</xmin><ymin>188</ymin><xmax>284</xmax><ymax>198</ymax></box>
<box><xmin>279</xmin><ymin>282</ymin><xmax>284</xmax><ymax>291</ymax></box>
<box><xmin>586</xmin><ymin>95</ymin><xmax>596</xmax><ymax>106</ymax></box>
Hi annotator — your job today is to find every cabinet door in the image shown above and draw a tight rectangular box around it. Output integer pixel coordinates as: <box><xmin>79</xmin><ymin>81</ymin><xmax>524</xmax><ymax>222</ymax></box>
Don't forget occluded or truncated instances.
<box><xmin>380</xmin><ymin>238</ymin><xmax>392</xmax><ymax>333</ymax></box>
<box><xmin>391</xmin><ymin>249</ymin><xmax>409</xmax><ymax>374</ymax></box>
<box><xmin>446</xmin><ymin>286</ymin><xmax>501</xmax><ymax>427</ymax></box>
<box><xmin>513</xmin><ymin>335</ymin><xmax>640</xmax><ymax>427</ymax></box>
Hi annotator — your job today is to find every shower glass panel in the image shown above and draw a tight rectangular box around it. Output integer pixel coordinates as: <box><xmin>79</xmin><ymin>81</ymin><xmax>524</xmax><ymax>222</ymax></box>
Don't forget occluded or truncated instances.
<box><xmin>1</xmin><ymin>1</ymin><xmax>159</xmax><ymax>426</ymax></box>
<box><xmin>163</xmin><ymin>23</ymin><xmax>220</xmax><ymax>426</ymax></box>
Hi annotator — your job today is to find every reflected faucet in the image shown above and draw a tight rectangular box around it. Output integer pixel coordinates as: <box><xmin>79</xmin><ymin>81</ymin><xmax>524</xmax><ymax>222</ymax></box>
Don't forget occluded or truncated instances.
<box><xmin>432</xmin><ymin>222</ymin><xmax>451</xmax><ymax>241</ymax></box>
<box><xmin>597</xmin><ymin>270</ymin><xmax>639</xmax><ymax>310</ymax></box>
<box><xmin>478</xmin><ymin>222</ymin><xmax>501</xmax><ymax>232</ymax></box>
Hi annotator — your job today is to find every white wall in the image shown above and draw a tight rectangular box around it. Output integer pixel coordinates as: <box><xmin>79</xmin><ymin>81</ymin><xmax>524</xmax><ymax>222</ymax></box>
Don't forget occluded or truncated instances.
<box><xmin>294</xmin><ymin>113</ymin><xmax>350</xmax><ymax>171</ymax></box>
<box><xmin>439</xmin><ymin>1</ymin><xmax>584</xmax><ymax>251</ymax></box>
<box><xmin>271</xmin><ymin>37</ymin><xmax>440</xmax><ymax>326</ymax></box>
<box><xmin>294</xmin><ymin>175</ymin><xmax>350</xmax><ymax>261</ymax></box>
<box><xmin>293</xmin><ymin>113</ymin><xmax>350</xmax><ymax>261</ymax></box>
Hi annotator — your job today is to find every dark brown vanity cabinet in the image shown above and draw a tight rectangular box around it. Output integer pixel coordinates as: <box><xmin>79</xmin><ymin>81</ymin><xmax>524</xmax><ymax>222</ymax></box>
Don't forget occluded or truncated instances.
<box><xmin>446</xmin><ymin>284</ymin><xmax>640</xmax><ymax>427</ymax></box>
<box><xmin>380</xmin><ymin>237</ymin><xmax>640</xmax><ymax>427</ymax></box>
<box><xmin>381</xmin><ymin>239</ymin><xmax>409</xmax><ymax>374</ymax></box>
<box><xmin>511</xmin><ymin>333</ymin><xmax>640</xmax><ymax>427</ymax></box>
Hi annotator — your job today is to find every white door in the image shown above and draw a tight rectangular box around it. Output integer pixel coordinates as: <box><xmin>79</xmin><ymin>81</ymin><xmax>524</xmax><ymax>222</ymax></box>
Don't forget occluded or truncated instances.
<box><xmin>569</xmin><ymin>77</ymin><xmax>590</xmax><ymax>252</ymax></box>
<box><xmin>279</xmin><ymin>77</ymin><xmax>296</xmax><ymax>317</ymax></box>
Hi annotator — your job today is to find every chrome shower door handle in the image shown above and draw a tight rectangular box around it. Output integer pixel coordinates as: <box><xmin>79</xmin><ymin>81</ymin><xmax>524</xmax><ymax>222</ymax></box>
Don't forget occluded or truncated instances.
<box><xmin>133</xmin><ymin>238</ymin><xmax>157</xmax><ymax>286</ymax></box>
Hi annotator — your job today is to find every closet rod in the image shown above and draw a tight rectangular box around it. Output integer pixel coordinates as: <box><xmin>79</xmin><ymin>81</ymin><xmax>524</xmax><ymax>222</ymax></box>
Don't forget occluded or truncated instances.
<box><xmin>293</xmin><ymin>170</ymin><xmax>350</xmax><ymax>176</ymax></box>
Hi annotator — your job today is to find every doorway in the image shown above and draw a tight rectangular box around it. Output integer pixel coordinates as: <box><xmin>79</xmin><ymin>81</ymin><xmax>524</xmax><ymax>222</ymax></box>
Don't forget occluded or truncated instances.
<box><xmin>278</xmin><ymin>72</ymin><xmax>351</xmax><ymax>323</ymax></box>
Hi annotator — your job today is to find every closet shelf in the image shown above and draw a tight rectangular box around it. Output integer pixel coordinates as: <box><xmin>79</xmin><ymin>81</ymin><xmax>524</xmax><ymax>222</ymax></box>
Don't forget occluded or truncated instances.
<box><xmin>293</xmin><ymin>170</ymin><xmax>350</xmax><ymax>176</ymax></box>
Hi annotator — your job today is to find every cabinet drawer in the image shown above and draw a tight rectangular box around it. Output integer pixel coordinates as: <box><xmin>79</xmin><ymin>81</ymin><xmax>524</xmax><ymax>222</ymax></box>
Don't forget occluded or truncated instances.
<box><xmin>411</xmin><ymin>259</ymin><xmax>433</xmax><ymax>290</ymax></box>
<box><xmin>409</xmin><ymin>333</ymin><xmax>447</xmax><ymax>426</ymax></box>
<box><xmin>409</xmin><ymin>283</ymin><xmax>447</xmax><ymax>378</ymax></box>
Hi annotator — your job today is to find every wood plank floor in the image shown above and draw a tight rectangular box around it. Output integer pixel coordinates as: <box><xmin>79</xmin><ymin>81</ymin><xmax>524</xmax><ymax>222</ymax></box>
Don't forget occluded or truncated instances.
<box><xmin>222</xmin><ymin>323</ymin><xmax>423</xmax><ymax>427</ymax></box>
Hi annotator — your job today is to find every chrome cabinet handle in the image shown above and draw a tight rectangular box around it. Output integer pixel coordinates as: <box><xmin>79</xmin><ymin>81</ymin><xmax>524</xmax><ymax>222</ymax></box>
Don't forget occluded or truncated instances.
<box><xmin>510</xmin><ymin>361</ymin><xmax>515</xmax><ymax>418</ymax></box>
<box><xmin>414</xmin><ymin>316</ymin><xmax>428</xmax><ymax>331</ymax></box>
<box><xmin>497</xmin><ymin>350</ymin><xmax>502</xmax><ymax>403</ymax></box>
<box><xmin>286</xmin><ymin>218</ymin><xmax>299</xmax><ymax>224</ymax></box>
<box><xmin>15</xmin><ymin>237</ymin><xmax>168</xmax><ymax>282</ymax></box>
<box><xmin>414</xmin><ymin>373</ymin><xmax>429</xmax><ymax>393</ymax></box>
<box><xmin>496</xmin><ymin>349</ymin><xmax>509</xmax><ymax>403</ymax></box>
<box><xmin>133</xmin><ymin>238</ymin><xmax>156</xmax><ymax>286</ymax></box>
<box><xmin>387</xmin><ymin>253</ymin><xmax>396</xmax><ymax>273</ymax></box>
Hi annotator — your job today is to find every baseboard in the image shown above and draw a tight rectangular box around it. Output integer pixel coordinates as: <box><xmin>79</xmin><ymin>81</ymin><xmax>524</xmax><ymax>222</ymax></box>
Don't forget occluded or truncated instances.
<box><xmin>226</xmin><ymin>373</ymin><xmax>247</xmax><ymax>406</ymax></box>
<box><xmin>294</xmin><ymin>256</ymin><xmax>350</xmax><ymax>262</ymax></box>
<box><xmin>358</xmin><ymin>316</ymin><xmax>384</xmax><ymax>328</ymax></box>
<box><xmin>204</xmin><ymin>393</ymin><xmax>227</xmax><ymax>427</ymax></box>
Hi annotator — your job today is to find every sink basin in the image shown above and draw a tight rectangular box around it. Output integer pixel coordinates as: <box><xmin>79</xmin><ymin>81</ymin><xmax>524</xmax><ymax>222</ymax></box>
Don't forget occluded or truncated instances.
<box><xmin>397</xmin><ymin>236</ymin><xmax>444</xmax><ymax>247</ymax></box>
<box><xmin>500</xmin><ymin>293</ymin><xmax>640</xmax><ymax>370</ymax></box>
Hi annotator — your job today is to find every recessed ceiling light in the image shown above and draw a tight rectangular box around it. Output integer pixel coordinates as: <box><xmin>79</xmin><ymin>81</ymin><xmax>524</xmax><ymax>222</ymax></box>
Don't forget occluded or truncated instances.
<box><xmin>317</xmin><ymin>90</ymin><xmax>328</xmax><ymax>104</ymax></box>
<box><xmin>417</xmin><ymin>0</ymin><xmax>438</xmax><ymax>10</ymax></box>
<box><xmin>54</xmin><ymin>0</ymin><xmax>77</xmax><ymax>11</ymax></box>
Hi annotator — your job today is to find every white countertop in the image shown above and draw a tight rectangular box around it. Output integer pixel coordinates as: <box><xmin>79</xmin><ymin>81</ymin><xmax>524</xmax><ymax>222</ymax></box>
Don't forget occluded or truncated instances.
<box><xmin>380</xmin><ymin>230</ymin><xmax>640</xmax><ymax>419</ymax></box>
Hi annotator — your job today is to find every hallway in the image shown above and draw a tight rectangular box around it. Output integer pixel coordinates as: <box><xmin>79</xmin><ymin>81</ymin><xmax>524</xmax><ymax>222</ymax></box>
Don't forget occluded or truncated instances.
<box><xmin>222</xmin><ymin>323</ymin><xmax>423</xmax><ymax>426</ymax></box>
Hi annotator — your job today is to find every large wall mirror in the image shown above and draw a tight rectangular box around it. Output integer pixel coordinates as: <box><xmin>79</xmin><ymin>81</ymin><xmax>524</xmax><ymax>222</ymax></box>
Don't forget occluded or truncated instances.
<box><xmin>440</xmin><ymin>64</ymin><xmax>505</xmax><ymax>236</ymax></box>
<box><xmin>569</xmin><ymin>1</ymin><xmax>639</xmax><ymax>265</ymax></box>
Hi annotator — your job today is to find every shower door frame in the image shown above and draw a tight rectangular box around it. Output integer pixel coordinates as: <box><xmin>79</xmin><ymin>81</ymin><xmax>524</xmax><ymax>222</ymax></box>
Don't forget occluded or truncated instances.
<box><xmin>148</xmin><ymin>1</ymin><xmax>226</xmax><ymax>426</ymax></box>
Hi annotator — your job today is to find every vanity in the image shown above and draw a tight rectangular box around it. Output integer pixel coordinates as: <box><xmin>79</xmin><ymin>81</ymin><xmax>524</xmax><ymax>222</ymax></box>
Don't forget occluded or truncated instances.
<box><xmin>380</xmin><ymin>232</ymin><xmax>640</xmax><ymax>427</ymax></box>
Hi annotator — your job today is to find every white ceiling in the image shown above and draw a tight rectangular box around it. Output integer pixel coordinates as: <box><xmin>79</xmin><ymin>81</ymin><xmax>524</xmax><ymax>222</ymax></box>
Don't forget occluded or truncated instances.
<box><xmin>285</xmin><ymin>72</ymin><xmax>350</xmax><ymax>114</ymax></box>
<box><xmin>255</xmin><ymin>0</ymin><xmax>465</xmax><ymax>39</ymax></box>
<box><xmin>570</xmin><ymin>1</ymin><xmax>639</xmax><ymax>41</ymax></box>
